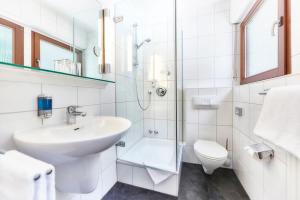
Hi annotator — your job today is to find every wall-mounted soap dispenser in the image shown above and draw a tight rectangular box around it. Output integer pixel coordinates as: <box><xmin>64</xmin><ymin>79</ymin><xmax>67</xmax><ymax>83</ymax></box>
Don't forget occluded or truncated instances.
<box><xmin>37</xmin><ymin>94</ymin><xmax>52</xmax><ymax>119</ymax></box>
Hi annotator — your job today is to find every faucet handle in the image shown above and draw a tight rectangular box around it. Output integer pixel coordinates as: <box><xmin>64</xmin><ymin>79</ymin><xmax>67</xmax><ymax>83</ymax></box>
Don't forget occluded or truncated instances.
<box><xmin>67</xmin><ymin>105</ymin><xmax>80</xmax><ymax>113</ymax></box>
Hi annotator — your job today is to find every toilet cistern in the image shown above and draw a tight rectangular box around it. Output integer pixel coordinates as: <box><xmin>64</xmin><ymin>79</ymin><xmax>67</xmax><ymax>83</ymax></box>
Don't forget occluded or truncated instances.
<box><xmin>66</xmin><ymin>105</ymin><xmax>87</xmax><ymax>125</ymax></box>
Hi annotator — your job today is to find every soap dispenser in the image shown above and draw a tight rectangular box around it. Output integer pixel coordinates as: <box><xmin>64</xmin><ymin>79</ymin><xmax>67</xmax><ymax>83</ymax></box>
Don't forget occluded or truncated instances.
<box><xmin>37</xmin><ymin>94</ymin><xmax>52</xmax><ymax>119</ymax></box>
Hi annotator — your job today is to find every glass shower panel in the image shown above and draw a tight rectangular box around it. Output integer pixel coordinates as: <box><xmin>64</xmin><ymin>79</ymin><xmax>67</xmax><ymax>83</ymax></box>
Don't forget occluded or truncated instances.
<box><xmin>115</xmin><ymin>0</ymin><xmax>180</xmax><ymax>172</ymax></box>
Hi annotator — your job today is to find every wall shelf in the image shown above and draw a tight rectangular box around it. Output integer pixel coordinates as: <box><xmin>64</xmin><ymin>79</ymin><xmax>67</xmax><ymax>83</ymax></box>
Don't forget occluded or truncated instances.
<box><xmin>0</xmin><ymin>61</ymin><xmax>115</xmax><ymax>84</ymax></box>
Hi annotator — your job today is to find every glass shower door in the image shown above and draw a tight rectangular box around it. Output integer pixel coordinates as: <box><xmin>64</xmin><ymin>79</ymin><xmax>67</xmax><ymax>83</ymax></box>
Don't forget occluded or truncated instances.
<box><xmin>115</xmin><ymin>0</ymin><xmax>182</xmax><ymax>173</ymax></box>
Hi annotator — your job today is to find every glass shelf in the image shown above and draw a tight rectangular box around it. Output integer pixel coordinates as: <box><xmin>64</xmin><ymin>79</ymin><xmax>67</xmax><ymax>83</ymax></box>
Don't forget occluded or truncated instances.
<box><xmin>0</xmin><ymin>61</ymin><xmax>115</xmax><ymax>83</ymax></box>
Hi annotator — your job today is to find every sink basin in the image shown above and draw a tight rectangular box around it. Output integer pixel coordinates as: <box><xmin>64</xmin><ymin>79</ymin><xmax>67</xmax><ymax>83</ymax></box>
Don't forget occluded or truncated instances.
<box><xmin>14</xmin><ymin>116</ymin><xmax>131</xmax><ymax>160</ymax></box>
<box><xmin>14</xmin><ymin>116</ymin><xmax>131</xmax><ymax>193</ymax></box>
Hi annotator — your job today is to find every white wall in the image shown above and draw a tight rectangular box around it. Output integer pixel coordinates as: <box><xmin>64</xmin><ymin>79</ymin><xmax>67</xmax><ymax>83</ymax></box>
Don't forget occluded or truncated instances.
<box><xmin>232</xmin><ymin>0</ymin><xmax>300</xmax><ymax>199</ymax></box>
<box><xmin>178</xmin><ymin>0</ymin><xmax>234</xmax><ymax>167</ymax></box>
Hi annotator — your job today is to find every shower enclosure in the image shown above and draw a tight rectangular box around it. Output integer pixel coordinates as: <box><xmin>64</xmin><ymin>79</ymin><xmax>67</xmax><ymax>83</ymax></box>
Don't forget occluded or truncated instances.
<box><xmin>114</xmin><ymin>0</ymin><xmax>183</xmax><ymax>194</ymax></box>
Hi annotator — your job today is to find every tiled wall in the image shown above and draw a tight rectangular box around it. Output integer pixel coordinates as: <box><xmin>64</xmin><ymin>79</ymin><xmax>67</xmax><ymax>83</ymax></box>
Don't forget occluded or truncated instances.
<box><xmin>114</xmin><ymin>0</ymin><xmax>144</xmax><ymax>157</ymax></box>
<box><xmin>0</xmin><ymin>64</ymin><xmax>117</xmax><ymax>200</ymax></box>
<box><xmin>232</xmin><ymin>0</ymin><xmax>300</xmax><ymax>199</ymax></box>
<box><xmin>140</xmin><ymin>0</ymin><xmax>178</xmax><ymax>141</ymax></box>
<box><xmin>178</xmin><ymin>0</ymin><xmax>235</xmax><ymax>166</ymax></box>
<box><xmin>115</xmin><ymin>0</ymin><xmax>179</xmax><ymax>158</ymax></box>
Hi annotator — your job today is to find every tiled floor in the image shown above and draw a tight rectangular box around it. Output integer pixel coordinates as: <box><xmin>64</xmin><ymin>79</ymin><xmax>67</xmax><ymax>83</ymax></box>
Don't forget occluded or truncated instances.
<box><xmin>103</xmin><ymin>163</ymin><xmax>250</xmax><ymax>200</ymax></box>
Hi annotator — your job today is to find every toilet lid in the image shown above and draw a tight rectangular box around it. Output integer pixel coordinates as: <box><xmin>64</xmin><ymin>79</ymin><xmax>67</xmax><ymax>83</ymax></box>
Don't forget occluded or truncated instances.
<box><xmin>194</xmin><ymin>140</ymin><xmax>228</xmax><ymax>160</ymax></box>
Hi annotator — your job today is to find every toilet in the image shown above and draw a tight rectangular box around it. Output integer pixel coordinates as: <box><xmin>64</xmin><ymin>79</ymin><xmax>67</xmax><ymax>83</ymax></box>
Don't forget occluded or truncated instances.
<box><xmin>194</xmin><ymin>140</ymin><xmax>228</xmax><ymax>175</ymax></box>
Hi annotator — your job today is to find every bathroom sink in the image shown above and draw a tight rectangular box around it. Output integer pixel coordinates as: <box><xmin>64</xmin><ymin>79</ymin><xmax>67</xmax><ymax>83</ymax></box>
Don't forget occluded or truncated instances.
<box><xmin>13</xmin><ymin>116</ymin><xmax>131</xmax><ymax>193</ymax></box>
<box><xmin>14</xmin><ymin>116</ymin><xmax>131</xmax><ymax>163</ymax></box>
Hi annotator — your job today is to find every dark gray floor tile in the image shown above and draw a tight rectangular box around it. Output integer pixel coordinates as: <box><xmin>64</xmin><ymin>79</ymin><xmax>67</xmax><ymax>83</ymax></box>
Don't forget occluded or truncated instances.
<box><xmin>103</xmin><ymin>162</ymin><xmax>250</xmax><ymax>200</ymax></box>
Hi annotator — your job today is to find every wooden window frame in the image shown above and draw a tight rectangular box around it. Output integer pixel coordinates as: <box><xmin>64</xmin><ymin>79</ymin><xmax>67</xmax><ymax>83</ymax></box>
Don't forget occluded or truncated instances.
<box><xmin>240</xmin><ymin>0</ymin><xmax>291</xmax><ymax>85</ymax></box>
<box><xmin>0</xmin><ymin>17</ymin><xmax>24</xmax><ymax>65</ymax></box>
<box><xmin>31</xmin><ymin>31</ymin><xmax>82</xmax><ymax>68</ymax></box>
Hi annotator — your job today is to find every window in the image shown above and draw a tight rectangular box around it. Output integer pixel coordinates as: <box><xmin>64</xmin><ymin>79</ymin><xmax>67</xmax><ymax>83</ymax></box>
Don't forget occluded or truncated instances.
<box><xmin>31</xmin><ymin>31</ymin><xmax>82</xmax><ymax>72</ymax></box>
<box><xmin>240</xmin><ymin>0</ymin><xmax>290</xmax><ymax>84</ymax></box>
<box><xmin>0</xmin><ymin>17</ymin><xmax>24</xmax><ymax>65</ymax></box>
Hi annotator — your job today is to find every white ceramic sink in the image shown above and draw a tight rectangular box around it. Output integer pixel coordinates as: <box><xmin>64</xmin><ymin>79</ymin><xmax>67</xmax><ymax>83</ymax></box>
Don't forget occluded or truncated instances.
<box><xmin>13</xmin><ymin>116</ymin><xmax>131</xmax><ymax>193</ymax></box>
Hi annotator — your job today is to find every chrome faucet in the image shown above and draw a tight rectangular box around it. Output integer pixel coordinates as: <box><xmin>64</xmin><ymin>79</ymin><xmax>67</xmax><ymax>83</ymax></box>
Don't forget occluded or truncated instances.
<box><xmin>66</xmin><ymin>106</ymin><xmax>87</xmax><ymax>125</ymax></box>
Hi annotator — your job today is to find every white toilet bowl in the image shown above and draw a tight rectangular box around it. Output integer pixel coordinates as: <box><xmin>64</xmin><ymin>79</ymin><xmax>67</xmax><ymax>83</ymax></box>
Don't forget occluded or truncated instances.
<box><xmin>194</xmin><ymin>140</ymin><xmax>228</xmax><ymax>175</ymax></box>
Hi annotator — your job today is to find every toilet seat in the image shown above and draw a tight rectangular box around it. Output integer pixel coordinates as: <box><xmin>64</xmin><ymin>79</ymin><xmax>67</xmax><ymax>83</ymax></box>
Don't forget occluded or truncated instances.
<box><xmin>194</xmin><ymin>140</ymin><xmax>228</xmax><ymax>160</ymax></box>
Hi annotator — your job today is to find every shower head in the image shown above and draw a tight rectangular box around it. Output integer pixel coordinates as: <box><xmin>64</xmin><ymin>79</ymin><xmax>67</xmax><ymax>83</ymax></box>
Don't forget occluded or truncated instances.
<box><xmin>136</xmin><ymin>38</ymin><xmax>152</xmax><ymax>49</ymax></box>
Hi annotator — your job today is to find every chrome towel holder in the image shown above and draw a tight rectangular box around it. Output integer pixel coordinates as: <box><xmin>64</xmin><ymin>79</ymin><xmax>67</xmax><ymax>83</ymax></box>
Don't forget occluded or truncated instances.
<box><xmin>0</xmin><ymin>150</ymin><xmax>52</xmax><ymax>181</ymax></box>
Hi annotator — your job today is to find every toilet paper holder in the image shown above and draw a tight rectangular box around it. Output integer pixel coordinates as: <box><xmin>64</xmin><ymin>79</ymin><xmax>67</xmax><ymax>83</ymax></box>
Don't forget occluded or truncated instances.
<box><xmin>245</xmin><ymin>143</ymin><xmax>274</xmax><ymax>160</ymax></box>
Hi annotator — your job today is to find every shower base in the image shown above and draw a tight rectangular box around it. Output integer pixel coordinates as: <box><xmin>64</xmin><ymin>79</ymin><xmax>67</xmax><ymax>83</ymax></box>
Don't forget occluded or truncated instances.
<box><xmin>117</xmin><ymin>137</ymin><xmax>183</xmax><ymax>196</ymax></box>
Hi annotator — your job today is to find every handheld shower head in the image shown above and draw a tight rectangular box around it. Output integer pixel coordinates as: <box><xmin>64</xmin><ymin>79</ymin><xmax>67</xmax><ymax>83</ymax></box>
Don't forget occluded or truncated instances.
<box><xmin>137</xmin><ymin>38</ymin><xmax>151</xmax><ymax>49</ymax></box>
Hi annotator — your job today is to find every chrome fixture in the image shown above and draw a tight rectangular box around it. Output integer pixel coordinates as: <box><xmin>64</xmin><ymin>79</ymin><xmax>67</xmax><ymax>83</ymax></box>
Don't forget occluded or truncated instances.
<box><xmin>235</xmin><ymin>107</ymin><xmax>243</xmax><ymax>117</ymax></box>
<box><xmin>154</xmin><ymin>130</ymin><xmax>159</xmax><ymax>135</ymax></box>
<box><xmin>132</xmin><ymin>23</ymin><xmax>153</xmax><ymax>111</ymax></box>
<box><xmin>113</xmin><ymin>16</ymin><xmax>124</xmax><ymax>23</ymax></box>
<box><xmin>156</xmin><ymin>87</ymin><xmax>167</xmax><ymax>97</ymax></box>
<box><xmin>245</xmin><ymin>143</ymin><xmax>274</xmax><ymax>160</ymax></box>
<box><xmin>149</xmin><ymin>130</ymin><xmax>153</xmax><ymax>134</ymax></box>
<box><xmin>116</xmin><ymin>141</ymin><xmax>126</xmax><ymax>147</ymax></box>
<box><xmin>66</xmin><ymin>106</ymin><xmax>87</xmax><ymax>125</ymax></box>
<box><xmin>133</xmin><ymin>23</ymin><xmax>152</xmax><ymax>67</ymax></box>
<box><xmin>37</xmin><ymin>94</ymin><xmax>52</xmax><ymax>119</ymax></box>
<box><xmin>258</xmin><ymin>88</ymin><xmax>270</xmax><ymax>95</ymax></box>
<box><xmin>136</xmin><ymin>38</ymin><xmax>151</xmax><ymax>49</ymax></box>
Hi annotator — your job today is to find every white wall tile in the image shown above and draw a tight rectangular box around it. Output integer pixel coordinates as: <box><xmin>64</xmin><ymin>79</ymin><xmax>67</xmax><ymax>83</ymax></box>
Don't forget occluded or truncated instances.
<box><xmin>263</xmin><ymin>158</ymin><xmax>286</xmax><ymax>200</ymax></box>
<box><xmin>42</xmin><ymin>84</ymin><xmax>77</xmax><ymax>108</ymax></box>
<box><xmin>117</xmin><ymin>163</ymin><xmax>133</xmax><ymax>185</ymax></box>
<box><xmin>101</xmin><ymin>161</ymin><xmax>117</xmax><ymax>197</ymax></box>
<box><xmin>78</xmin><ymin>87</ymin><xmax>101</xmax><ymax>106</ymax></box>
<box><xmin>0</xmin><ymin>81</ymin><xmax>41</xmax><ymax>113</ymax></box>
<box><xmin>217</xmin><ymin>125</ymin><xmax>232</xmax><ymax>150</ymax></box>
<box><xmin>198</xmin><ymin>125</ymin><xmax>217</xmax><ymax>141</ymax></box>
<box><xmin>217</xmin><ymin>102</ymin><xmax>232</xmax><ymax>126</ymax></box>
<box><xmin>132</xmin><ymin>166</ymin><xmax>154</xmax><ymax>190</ymax></box>
<box><xmin>185</xmin><ymin>123</ymin><xmax>198</xmax><ymax>145</ymax></box>
<box><xmin>154</xmin><ymin>174</ymin><xmax>178</xmax><ymax>196</ymax></box>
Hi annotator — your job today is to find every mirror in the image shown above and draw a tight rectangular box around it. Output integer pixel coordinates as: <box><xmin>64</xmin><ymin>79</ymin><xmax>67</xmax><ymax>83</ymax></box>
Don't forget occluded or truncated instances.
<box><xmin>73</xmin><ymin>8</ymin><xmax>101</xmax><ymax>79</ymax></box>
<box><xmin>0</xmin><ymin>0</ymin><xmax>113</xmax><ymax>82</ymax></box>
<box><xmin>240</xmin><ymin>0</ymin><xmax>288</xmax><ymax>84</ymax></box>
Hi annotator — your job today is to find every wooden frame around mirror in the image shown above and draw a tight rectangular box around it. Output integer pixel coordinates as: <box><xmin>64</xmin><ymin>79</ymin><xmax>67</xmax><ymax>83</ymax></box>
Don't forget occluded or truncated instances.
<box><xmin>31</xmin><ymin>31</ymin><xmax>82</xmax><ymax>69</ymax></box>
<box><xmin>240</xmin><ymin>0</ymin><xmax>291</xmax><ymax>85</ymax></box>
<box><xmin>0</xmin><ymin>17</ymin><xmax>24</xmax><ymax>65</ymax></box>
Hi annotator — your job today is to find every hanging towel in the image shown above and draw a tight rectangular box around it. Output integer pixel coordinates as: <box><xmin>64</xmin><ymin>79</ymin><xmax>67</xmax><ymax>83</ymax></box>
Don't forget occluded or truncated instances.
<box><xmin>145</xmin><ymin>167</ymin><xmax>173</xmax><ymax>185</ymax></box>
<box><xmin>254</xmin><ymin>86</ymin><xmax>300</xmax><ymax>159</ymax></box>
<box><xmin>0</xmin><ymin>151</ymin><xmax>41</xmax><ymax>200</ymax></box>
<box><xmin>6</xmin><ymin>151</ymin><xmax>55</xmax><ymax>200</ymax></box>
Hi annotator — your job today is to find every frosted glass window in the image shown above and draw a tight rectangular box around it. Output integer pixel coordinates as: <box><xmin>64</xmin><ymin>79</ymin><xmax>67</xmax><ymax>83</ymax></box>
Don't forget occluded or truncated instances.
<box><xmin>40</xmin><ymin>40</ymin><xmax>74</xmax><ymax>71</ymax></box>
<box><xmin>245</xmin><ymin>0</ymin><xmax>279</xmax><ymax>77</ymax></box>
<box><xmin>0</xmin><ymin>24</ymin><xmax>13</xmax><ymax>63</ymax></box>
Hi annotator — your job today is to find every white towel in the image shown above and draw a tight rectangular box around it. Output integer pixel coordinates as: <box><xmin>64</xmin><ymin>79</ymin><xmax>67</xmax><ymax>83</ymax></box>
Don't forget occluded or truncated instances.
<box><xmin>254</xmin><ymin>86</ymin><xmax>300</xmax><ymax>159</ymax></box>
<box><xmin>146</xmin><ymin>167</ymin><xmax>172</xmax><ymax>185</ymax></box>
<box><xmin>0</xmin><ymin>151</ymin><xmax>55</xmax><ymax>200</ymax></box>
<box><xmin>0</xmin><ymin>151</ymin><xmax>40</xmax><ymax>200</ymax></box>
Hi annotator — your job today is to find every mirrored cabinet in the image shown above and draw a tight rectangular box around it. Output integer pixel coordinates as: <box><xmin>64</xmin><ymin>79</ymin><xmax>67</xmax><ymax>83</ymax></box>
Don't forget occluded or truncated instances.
<box><xmin>0</xmin><ymin>1</ymin><xmax>114</xmax><ymax>82</ymax></box>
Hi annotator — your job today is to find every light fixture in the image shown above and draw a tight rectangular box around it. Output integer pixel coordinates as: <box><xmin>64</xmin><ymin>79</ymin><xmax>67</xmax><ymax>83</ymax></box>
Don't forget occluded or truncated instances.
<box><xmin>99</xmin><ymin>8</ymin><xmax>111</xmax><ymax>74</ymax></box>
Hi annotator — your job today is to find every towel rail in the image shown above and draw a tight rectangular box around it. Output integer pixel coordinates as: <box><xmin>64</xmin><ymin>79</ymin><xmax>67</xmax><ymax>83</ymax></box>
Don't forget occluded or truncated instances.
<box><xmin>0</xmin><ymin>150</ymin><xmax>53</xmax><ymax>181</ymax></box>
